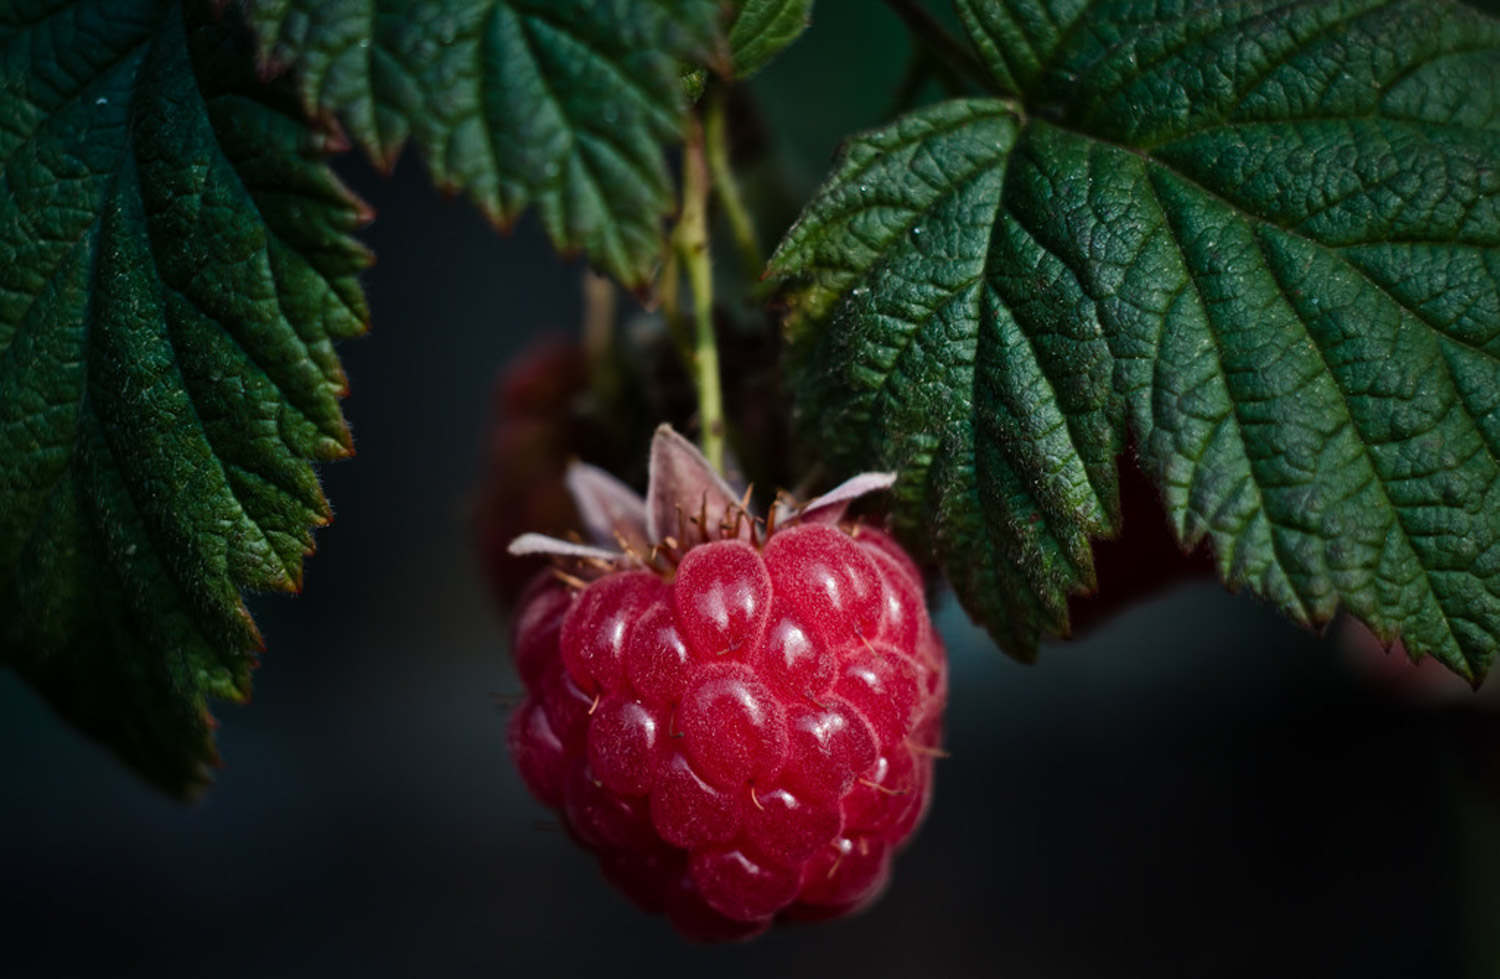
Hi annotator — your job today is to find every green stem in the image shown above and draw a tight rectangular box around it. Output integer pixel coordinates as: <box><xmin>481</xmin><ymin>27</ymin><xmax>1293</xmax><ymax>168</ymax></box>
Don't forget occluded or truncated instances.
<box><xmin>672</xmin><ymin>115</ymin><xmax>726</xmax><ymax>473</ymax></box>
<box><xmin>880</xmin><ymin>0</ymin><xmax>995</xmax><ymax>95</ymax></box>
<box><xmin>657</xmin><ymin>244</ymin><xmax>691</xmax><ymax>366</ymax></box>
<box><xmin>704</xmin><ymin>87</ymin><xmax>763</xmax><ymax>280</ymax></box>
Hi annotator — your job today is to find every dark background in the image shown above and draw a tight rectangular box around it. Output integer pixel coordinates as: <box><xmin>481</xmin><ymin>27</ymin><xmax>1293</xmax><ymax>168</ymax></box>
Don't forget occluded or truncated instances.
<box><xmin>6</xmin><ymin>3</ymin><xmax>1500</xmax><ymax>976</ymax></box>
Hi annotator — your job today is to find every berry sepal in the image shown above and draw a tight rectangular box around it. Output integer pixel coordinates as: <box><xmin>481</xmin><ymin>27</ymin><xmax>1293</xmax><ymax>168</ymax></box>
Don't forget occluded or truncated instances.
<box><xmin>509</xmin><ymin>424</ymin><xmax>896</xmax><ymax>574</ymax></box>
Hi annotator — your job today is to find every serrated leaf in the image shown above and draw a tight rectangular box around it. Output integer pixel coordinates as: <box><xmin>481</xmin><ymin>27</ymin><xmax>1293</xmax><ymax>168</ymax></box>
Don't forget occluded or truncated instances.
<box><xmin>241</xmin><ymin>0</ymin><xmax>723</xmax><ymax>288</ymax></box>
<box><xmin>770</xmin><ymin>0</ymin><xmax>1500</xmax><ymax>682</ymax></box>
<box><xmin>0</xmin><ymin>0</ymin><xmax>371</xmax><ymax>795</ymax></box>
<box><xmin>730</xmin><ymin>0</ymin><xmax>813</xmax><ymax>77</ymax></box>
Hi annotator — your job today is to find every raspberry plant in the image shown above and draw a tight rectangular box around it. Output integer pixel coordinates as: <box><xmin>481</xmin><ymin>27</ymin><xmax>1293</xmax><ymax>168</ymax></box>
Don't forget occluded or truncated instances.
<box><xmin>2</xmin><ymin>0</ymin><xmax>1499</xmax><ymax>926</ymax></box>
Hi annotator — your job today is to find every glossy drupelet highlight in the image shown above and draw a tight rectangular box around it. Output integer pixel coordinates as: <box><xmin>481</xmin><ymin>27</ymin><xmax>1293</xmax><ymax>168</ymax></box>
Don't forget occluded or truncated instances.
<box><xmin>508</xmin><ymin>522</ymin><xmax>946</xmax><ymax>939</ymax></box>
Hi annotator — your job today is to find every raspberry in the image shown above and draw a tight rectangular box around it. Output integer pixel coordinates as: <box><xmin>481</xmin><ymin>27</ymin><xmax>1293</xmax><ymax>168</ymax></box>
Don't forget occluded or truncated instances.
<box><xmin>504</xmin><ymin>427</ymin><xmax>946</xmax><ymax>940</ymax></box>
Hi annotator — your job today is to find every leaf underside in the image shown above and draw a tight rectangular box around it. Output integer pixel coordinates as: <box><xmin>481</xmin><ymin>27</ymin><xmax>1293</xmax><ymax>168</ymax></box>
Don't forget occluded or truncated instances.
<box><xmin>0</xmin><ymin>0</ymin><xmax>370</xmax><ymax>795</ymax></box>
<box><xmin>771</xmin><ymin>0</ymin><xmax>1500</xmax><ymax>682</ymax></box>
<box><xmin>241</xmin><ymin>0</ymin><xmax>723</xmax><ymax>288</ymax></box>
<box><xmin>729</xmin><ymin>0</ymin><xmax>814</xmax><ymax>78</ymax></box>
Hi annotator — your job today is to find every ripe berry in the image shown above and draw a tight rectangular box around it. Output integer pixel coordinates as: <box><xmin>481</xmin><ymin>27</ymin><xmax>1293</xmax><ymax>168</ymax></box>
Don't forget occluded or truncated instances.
<box><xmin>504</xmin><ymin>427</ymin><xmax>947</xmax><ymax>940</ymax></box>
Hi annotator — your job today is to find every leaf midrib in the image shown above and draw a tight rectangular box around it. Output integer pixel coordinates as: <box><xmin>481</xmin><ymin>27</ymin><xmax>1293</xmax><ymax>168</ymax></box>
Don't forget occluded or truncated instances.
<box><xmin>94</xmin><ymin>18</ymin><xmax>293</xmax><ymax>633</ymax></box>
<box><xmin>2</xmin><ymin>9</ymin><xmax>160</xmax><ymax>595</ymax></box>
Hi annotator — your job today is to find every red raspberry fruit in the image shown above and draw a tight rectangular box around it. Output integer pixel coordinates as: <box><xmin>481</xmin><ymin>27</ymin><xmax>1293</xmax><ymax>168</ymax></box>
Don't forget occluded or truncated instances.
<box><xmin>505</xmin><ymin>427</ymin><xmax>946</xmax><ymax>940</ymax></box>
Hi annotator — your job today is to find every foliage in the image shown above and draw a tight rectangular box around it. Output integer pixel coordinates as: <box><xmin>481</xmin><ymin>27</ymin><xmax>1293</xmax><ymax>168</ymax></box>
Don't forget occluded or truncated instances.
<box><xmin>0</xmin><ymin>0</ymin><xmax>369</xmax><ymax>793</ymax></box>
<box><xmin>3</xmin><ymin>0</ymin><xmax>1498</xmax><ymax>792</ymax></box>
<box><xmin>772</xmin><ymin>1</ymin><xmax>1500</xmax><ymax>681</ymax></box>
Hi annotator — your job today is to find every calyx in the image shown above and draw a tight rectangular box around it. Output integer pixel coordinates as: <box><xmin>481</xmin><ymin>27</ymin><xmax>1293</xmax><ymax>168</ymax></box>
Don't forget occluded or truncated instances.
<box><xmin>509</xmin><ymin>424</ymin><xmax>895</xmax><ymax>578</ymax></box>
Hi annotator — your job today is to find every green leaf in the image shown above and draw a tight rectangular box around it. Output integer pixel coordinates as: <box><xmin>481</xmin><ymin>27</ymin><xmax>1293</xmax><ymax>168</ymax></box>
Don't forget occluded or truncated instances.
<box><xmin>730</xmin><ymin>0</ymin><xmax>813</xmax><ymax>77</ymax></box>
<box><xmin>0</xmin><ymin>0</ymin><xmax>370</xmax><ymax>795</ymax></box>
<box><xmin>771</xmin><ymin>0</ymin><xmax>1500</xmax><ymax>682</ymax></box>
<box><xmin>242</xmin><ymin>0</ymin><xmax>723</xmax><ymax>288</ymax></box>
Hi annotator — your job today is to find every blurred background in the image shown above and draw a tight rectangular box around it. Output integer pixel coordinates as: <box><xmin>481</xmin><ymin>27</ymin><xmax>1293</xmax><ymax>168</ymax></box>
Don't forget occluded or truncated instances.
<box><xmin>5</xmin><ymin>2</ymin><xmax>1500</xmax><ymax>976</ymax></box>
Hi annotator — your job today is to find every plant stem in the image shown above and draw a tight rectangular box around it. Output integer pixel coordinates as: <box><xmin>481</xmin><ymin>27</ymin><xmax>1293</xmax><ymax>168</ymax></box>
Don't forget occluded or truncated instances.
<box><xmin>704</xmin><ymin>87</ymin><xmax>763</xmax><ymax>281</ymax></box>
<box><xmin>580</xmin><ymin>268</ymin><xmax>619</xmax><ymax>405</ymax></box>
<box><xmin>879</xmin><ymin>0</ymin><xmax>995</xmax><ymax>94</ymax></box>
<box><xmin>658</xmin><ymin>239</ymin><xmax>689</xmax><ymax>358</ymax></box>
<box><xmin>672</xmin><ymin>115</ymin><xmax>726</xmax><ymax>473</ymax></box>
<box><xmin>581</xmin><ymin>269</ymin><xmax>616</xmax><ymax>364</ymax></box>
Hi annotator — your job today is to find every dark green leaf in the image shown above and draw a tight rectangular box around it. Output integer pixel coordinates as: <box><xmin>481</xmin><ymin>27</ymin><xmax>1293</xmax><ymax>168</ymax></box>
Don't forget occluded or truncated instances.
<box><xmin>0</xmin><ymin>0</ymin><xmax>370</xmax><ymax>794</ymax></box>
<box><xmin>730</xmin><ymin>0</ymin><xmax>814</xmax><ymax>77</ymax></box>
<box><xmin>771</xmin><ymin>0</ymin><xmax>1500</xmax><ymax>681</ymax></box>
<box><xmin>242</xmin><ymin>0</ymin><xmax>723</xmax><ymax>287</ymax></box>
